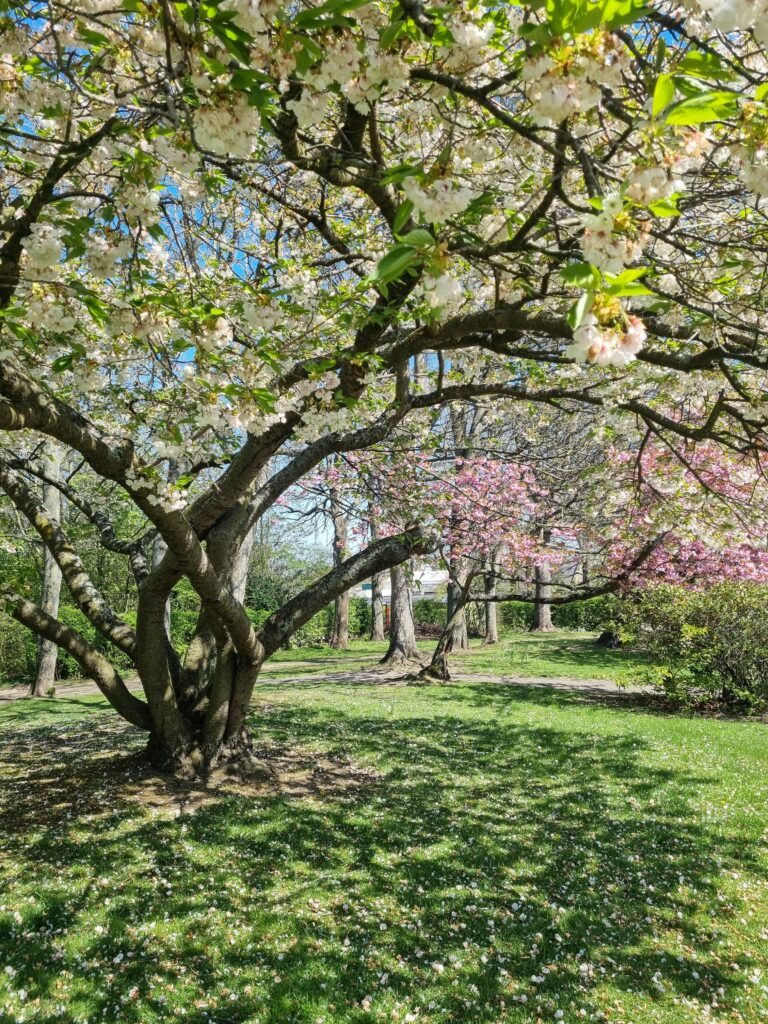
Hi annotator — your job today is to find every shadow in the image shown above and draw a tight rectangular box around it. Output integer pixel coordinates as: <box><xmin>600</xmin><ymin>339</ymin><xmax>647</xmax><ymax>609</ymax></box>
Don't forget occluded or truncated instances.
<box><xmin>0</xmin><ymin>690</ymin><xmax>762</xmax><ymax>1023</ymax></box>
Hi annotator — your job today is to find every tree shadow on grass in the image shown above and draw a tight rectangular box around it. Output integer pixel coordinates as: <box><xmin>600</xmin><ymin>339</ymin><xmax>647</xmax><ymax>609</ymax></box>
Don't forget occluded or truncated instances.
<box><xmin>0</xmin><ymin>693</ymin><xmax>762</xmax><ymax>1023</ymax></box>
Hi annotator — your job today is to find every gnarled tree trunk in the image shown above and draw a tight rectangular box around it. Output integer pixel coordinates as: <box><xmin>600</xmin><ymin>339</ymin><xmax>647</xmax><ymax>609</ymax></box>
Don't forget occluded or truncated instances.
<box><xmin>371</xmin><ymin>571</ymin><xmax>385</xmax><ymax>641</ymax></box>
<box><xmin>445</xmin><ymin>569</ymin><xmax>469</xmax><ymax>651</ymax></box>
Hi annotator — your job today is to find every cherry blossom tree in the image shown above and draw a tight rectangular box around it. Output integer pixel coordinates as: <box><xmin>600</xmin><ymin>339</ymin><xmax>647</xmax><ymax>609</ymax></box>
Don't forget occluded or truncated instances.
<box><xmin>2</xmin><ymin>0</ymin><xmax>768</xmax><ymax>772</ymax></box>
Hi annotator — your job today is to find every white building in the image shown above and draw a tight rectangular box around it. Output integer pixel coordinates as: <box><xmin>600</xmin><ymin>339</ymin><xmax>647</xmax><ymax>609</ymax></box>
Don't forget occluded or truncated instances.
<box><xmin>351</xmin><ymin>566</ymin><xmax>448</xmax><ymax>604</ymax></box>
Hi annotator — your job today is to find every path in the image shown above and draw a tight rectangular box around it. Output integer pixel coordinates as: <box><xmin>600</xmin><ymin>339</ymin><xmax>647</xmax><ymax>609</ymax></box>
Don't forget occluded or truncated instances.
<box><xmin>0</xmin><ymin>662</ymin><xmax>649</xmax><ymax>702</ymax></box>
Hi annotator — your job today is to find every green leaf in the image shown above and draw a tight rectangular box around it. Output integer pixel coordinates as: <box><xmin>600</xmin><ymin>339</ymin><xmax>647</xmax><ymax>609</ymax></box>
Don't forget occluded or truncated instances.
<box><xmin>677</xmin><ymin>49</ymin><xmax>732</xmax><ymax>80</ymax></box>
<box><xmin>647</xmin><ymin>195</ymin><xmax>680</xmax><ymax>217</ymax></box>
<box><xmin>293</xmin><ymin>0</ymin><xmax>369</xmax><ymax>29</ymax></box>
<box><xmin>560</xmin><ymin>261</ymin><xmax>601</xmax><ymax>289</ymax></box>
<box><xmin>665</xmin><ymin>90</ymin><xmax>738</xmax><ymax>125</ymax></box>
<box><xmin>597</xmin><ymin>0</ymin><xmax>648</xmax><ymax>29</ymax></box>
<box><xmin>398</xmin><ymin>228</ymin><xmax>435</xmax><ymax>248</ymax></box>
<box><xmin>208</xmin><ymin>19</ymin><xmax>253</xmax><ymax>64</ymax></box>
<box><xmin>606</xmin><ymin>267</ymin><xmax>649</xmax><ymax>284</ymax></box>
<box><xmin>604</xmin><ymin>268</ymin><xmax>653</xmax><ymax>297</ymax></box>
<box><xmin>567</xmin><ymin>292</ymin><xmax>592</xmax><ymax>330</ymax></box>
<box><xmin>376</xmin><ymin>244</ymin><xmax>421</xmax><ymax>285</ymax></box>
<box><xmin>756</xmin><ymin>82</ymin><xmax>768</xmax><ymax>102</ymax></box>
<box><xmin>393</xmin><ymin>199</ymin><xmax>414</xmax><ymax>235</ymax></box>
<box><xmin>652</xmin><ymin>73</ymin><xmax>675</xmax><ymax>117</ymax></box>
<box><xmin>380</xmin><ymin>18</ymin><xmax>405</xmax><ymax>48</ymax></box>
<box><xmin>52</xmin><ymin>353</ymin><xmax>76</xmax><ymax>372</ymax></box>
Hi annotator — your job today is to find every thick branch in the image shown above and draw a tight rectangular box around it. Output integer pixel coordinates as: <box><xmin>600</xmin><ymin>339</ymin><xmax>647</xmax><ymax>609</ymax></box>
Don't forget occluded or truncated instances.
<box><xmin>261</xmin><ymin>526</ymin><xmax>437</xmax><ymax>654</ymax></box>
<box><xmin>0</xmin><ymin>460</ymin><xmax>137</xmax><ymax>658</ymax></box>
<box><xmin>4</xmin><ymin>591</ymin><xmax>151</xmax><ymax>730</ymax></box>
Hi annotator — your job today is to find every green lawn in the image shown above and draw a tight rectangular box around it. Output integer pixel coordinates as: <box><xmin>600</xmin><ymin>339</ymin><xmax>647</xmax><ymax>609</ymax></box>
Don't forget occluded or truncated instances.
<box><xmin>1</xmin><ymin>679</ymin><xmax>766</xmax><ymax>1023</ymax></box>
<box><xmin>268</xmin><ymin>630</ymin><xmax>652</xmax><ymax>685</ymax></box>
<box><xmin>456</xmin><ymin>631</ymin><xmax>654</xmax><ymax>684</ymax></box>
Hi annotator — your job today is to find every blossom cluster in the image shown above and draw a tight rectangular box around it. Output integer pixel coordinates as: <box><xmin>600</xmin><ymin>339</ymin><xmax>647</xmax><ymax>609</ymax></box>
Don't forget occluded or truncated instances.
<box><xmin>521</xmin><ymin>36</ymin><xmax>628</xmax><ymax>126</ymax></box>
<box><xmin>566</xmin><ymin>312</ymin><xmax>647</xmax><ymax>368</ymax></box>
<box><xmin>731</xmin><ymin>146</ymin><xmax>768</xmax><ymax>196</ymax></box>
<box><xmin>402</xmin><ymin>177</ymin><xmax>475</xmax><ymax>224</ymax></box>
<box><xmin>194</xmin><ymin>94</ymin><xmax>261</xmax><ymax>158</ymax></box>
<box><xmin>580</xmin><ymin>194</ymin><xmax>645</xmax><ymax>274</ymax></box>
<box><xmin>683</xmin><ymin>0</ymin><xmax>768</xmax><ymax>44</ymax></box>
<box><xmin>21</xmin><ymin>223</ymin><xmax>64</xmax><ymax>273</ymax></box>
<box><xmin>423</xmin><ymin>273</ymin><xmax>463</xmax><ymax>313</ymax></box>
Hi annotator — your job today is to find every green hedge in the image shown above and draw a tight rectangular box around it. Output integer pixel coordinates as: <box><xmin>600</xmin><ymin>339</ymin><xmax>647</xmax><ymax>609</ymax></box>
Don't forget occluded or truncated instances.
<box><xmin>0</xmin><ymin>613</ymin><xmax>37</xmax><ymax>686</ymax></box>
<box><xmin>500</xmin><ymin>595</ymin><xmax>619</xmax><ymax>632</ymax></box>
<box><xmin>412</xmin><ymin>598</ymin><xmax>446</xmax><ymax>627</ymax></box>
<box><xmin>620</xmin><ymin>582</ymin><xmax>768</xmax><ymax>709</ymax></box>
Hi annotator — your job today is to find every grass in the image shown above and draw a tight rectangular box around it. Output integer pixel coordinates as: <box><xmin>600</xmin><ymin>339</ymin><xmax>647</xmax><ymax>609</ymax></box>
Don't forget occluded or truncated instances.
<box><xmin>456</xmin><ymin>631</ymin><xmax>654</xmax><ymax>684</ymax></box>
<box><xmin>268</xmin><ymin>630</ymin><xmax>653</xmax><ymax>685</ymax></box>
<box><xmin>1</xmin><ymin>676</ymin><xmax>767</xmax><ymax>1024</ymax></box>
<box><xmin>3</xmin><ymin>630</ymin><xmax>652</xmax><ymax>690</ymax></box>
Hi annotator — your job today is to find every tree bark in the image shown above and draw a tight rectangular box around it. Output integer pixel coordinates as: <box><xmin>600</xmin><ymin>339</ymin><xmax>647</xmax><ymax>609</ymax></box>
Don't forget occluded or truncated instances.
<box><xmin>369</xmin><ymin>514</ymin><xmax>386</xmax><ymax>640</ymax></box>
<box><xmin>31</xmin><ymin>445</ymin><xmax>63</xmax><ymax>696</ymax></box>
<box><xmin>381</xmin><ymin>563</ymin><xmax>419</xmax><ymax>664</ymax></box>
<box><xmin>446</xmin><ymin>570</ymin><xmax>469</xmax><ymax>651</ymax></box>
<box><xmin>420</xmin><ymin>573</ymin><xmax>477</xmax><ymax>682</ymax></box>
<box><xmin>483</xmin><ymin>557</ymin><xmax>499</xmax><ymax>645</ymax></box>
<box><xmin>330</xmin><ymin>484</ymin><xmax>349</xmax><ymax>649</ymax></box>
<box><xmin>532</xmin><ymin>562</ymin><xmax>555</xmax><ymax>632</ymax></box>
<box><xmin>370</xmin><ymin>571</ymin><xmax>386</xmax><ymax>641</ymax></box>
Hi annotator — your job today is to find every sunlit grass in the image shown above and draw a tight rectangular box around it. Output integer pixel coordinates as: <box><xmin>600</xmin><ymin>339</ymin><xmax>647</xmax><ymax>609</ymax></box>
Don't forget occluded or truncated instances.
<box><xmin>1</xmin><ymin>679</ymin><xmax>766</xmax><ymax>1023</ymax></box>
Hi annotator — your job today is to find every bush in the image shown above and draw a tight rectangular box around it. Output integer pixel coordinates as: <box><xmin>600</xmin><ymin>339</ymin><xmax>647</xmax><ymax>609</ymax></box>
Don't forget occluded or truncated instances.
<box><xmin>349</xmin><ymin>597</ymin><xmax>372</xmax><ymax>639</ymax></box>
<box><xmin>412</xmin><ymin>599</ymin><xmax>446</xmax><ymax>628</ymax></box>
<box><xmin>620</xmin><ymin>582</ymin><xmax>768</xmax><ymax>709</ymax></box>
<box><xmin>552</xmin><ymin>595</ymin><xmax>620</xmax><ymax>630</ymax></box>
<box><xmin>0</xmin><ymin>613</ymin><xmax>37</xmax><ymax>686</ymax></box>
<box><xmin>500</xmin><ymin>602</ymin><xmax>535</xmax><ymax>630</ymax></box>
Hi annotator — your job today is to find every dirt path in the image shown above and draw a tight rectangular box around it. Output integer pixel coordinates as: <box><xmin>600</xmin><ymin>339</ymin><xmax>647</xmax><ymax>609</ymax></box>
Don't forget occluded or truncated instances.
<box><xmin>0</xmin><ymin>663</ymin><xmax>648</xmax><ymax>702</ymax></box>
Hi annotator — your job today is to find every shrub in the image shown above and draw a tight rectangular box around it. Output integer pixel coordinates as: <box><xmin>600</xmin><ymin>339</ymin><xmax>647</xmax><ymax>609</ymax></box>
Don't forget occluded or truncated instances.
<box><xmin>412</xmin><ymin>599</ymin><xmax>446</xmax><ymax>628</ymax></box>
<box><xmin>349</xmin><ymin>597</ymin><xmax>372</xmax><ymax>638</ymax></box>
<box><xmin>500</xmin><ymin>602</ymin><xmax>535</xmax><ymax>630</ymax></box>
<box><xmin>552</xmin><ymin>595</ymin><xmax>619</xmax><ymax>630</ymax></box>
<box><xmin>620</xmin><ymin>582</ymin><xmax>768</xmax><ymax>709</ymax></box>
<box><xmin>0</xmin><ymin>613</ymin><xmax>37</xmax><ymax>686</ymax></box>
<box><xmin>289</xmin><ymin>607</ymin><xmax>333</xmax><ymax>648</ymax></box>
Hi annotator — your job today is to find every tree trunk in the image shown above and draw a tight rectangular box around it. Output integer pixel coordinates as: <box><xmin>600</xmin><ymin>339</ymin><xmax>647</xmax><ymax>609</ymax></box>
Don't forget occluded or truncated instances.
<box><xmin>445</xmin><ymin>571</ymin><xmax>469</xmax><ymax>651</ymax></box>
<box><xmin>368</xmin><ymin>516</ymin><xmax>385</xmax><ymax>641</ymax></box>
<box><xmin>330</xmin><ymin>485</ymin><xmax>349</xmax><ymax>649</ymax></box>
<box><xmin>371</xmin><ymin>571</ymin><xmax>385</xmax><ymax>641</ymax></box>
<box><xmin>420</xmin><ymin>580</ymin><xmax>476</xmax><ymax>682</ymax></box>
<box><xmin>532</xmin><ymin>562</ymin><xmax>555</xmax><ymax>632</ymax></box>
<box><xmin>484</xmin><ymin>558</ymin><xmax>499</xmax><ymax>645</ymax></box>
<box><xmin>30</xmin><ymin>445</ymin><xmax>63</xmax><ymax>696</ymax></box>
<box><xmin>381</xmin><ymin>563</ymin><xmax>419</xmax><ymax>664</ymax></box>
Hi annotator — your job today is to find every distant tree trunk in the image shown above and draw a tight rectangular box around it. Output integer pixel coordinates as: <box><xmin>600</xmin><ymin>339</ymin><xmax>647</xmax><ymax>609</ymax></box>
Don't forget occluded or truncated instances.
<box><xmin>446</xmin><ymin>569</ymin><xmax>469</xmax><ymax>651</ymax></box>
<box><xmin>369</xmin><ymin>518</ymin><xmax>385</xmax><ymax>641</ymax></box>
<box><xmin>420</xmin><ymin>573</ymin><xmax>477</xmax><ymax>682</ymax></box>
<box><xmin>484</xmin><ymin>556</ymin><xmax>499</xmax><ymax>645</ymax></box>
<box><xmin>330</xmin><ymin>486</ymin><xmax>349</xmax><ymax>649</ymax></box>
<box><xmin>532</xmin><ymin>562</ymin><xmax>555</xmax><ymax>632</ymax></box>
<box><xmin>30</xmin><ymin>445</ymin><xmax>63</xmax><ymax>696</ymax></box>
<box><xmin>381</xmin><ymin>563</ymin><xmax>418</xmax><ymax>664</ymax></box>
<box><xmin>371</xmin><ymin>572</ymin><xmax>385</xmax><ymax>641</ymax></box>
